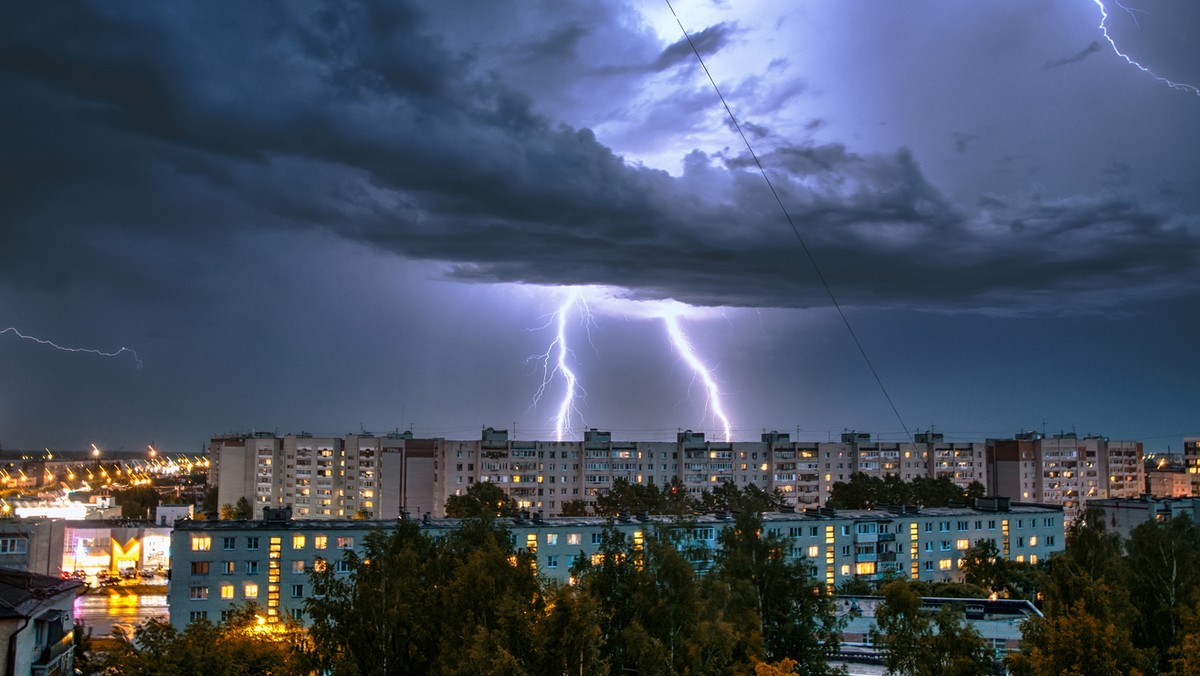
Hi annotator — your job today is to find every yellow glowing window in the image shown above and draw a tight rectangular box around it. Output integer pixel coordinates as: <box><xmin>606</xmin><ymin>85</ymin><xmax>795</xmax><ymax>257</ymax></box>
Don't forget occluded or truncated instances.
<box><xmin>292</xmin><ymin>535</ymin><xmax>306</xmax><ymax>550</ymax></box>
<box><xmin>956</xmin><ymin>539</ymin><xmax>969</xmax><ymax>550</ymax></box>
<box><xmin>1029</xmin><ymin>536</ymin><xmax>1038</xmax><ymax>546</ymax></box>
<box><xmin>191</xmin><ymin>536</ymin><xmax>211</xmax><ymax>552</ymax></box>
<box><xmin>314</xmin><ymin>536</ymin><xmax>327</xmax><ymax>550</ymax></box>
<box><xmin>807</xmin><ymin>545</ymin><xmax>819</xmax><ymax>558</ymax></box>
<box><xmin>1030</xmin><ymin>554</ymin><xmax>1038</xmax><ymax>564</ymax></box>
<box><xmin>220</xmin><ymin>584</ymin><xmax>234</xmax><ymax>600</ymax></box>
<box><xmin>525</xmin><ymin>534</ymin><xmax>537</xmax><ymax>550</ymax></box>
<box><xmin>244</xmin><ymin>583</ymin><xmax>259</xmax><ymax>598</ymax></box>
<box><xmin>313</xmin><ymin>559</ymin><xmax>326</xmax><ymax>572</ymax></box>
<box><xmin>855</xmin><ymin>562</ymin><xmax>876</xmax><ymax>575</ymax></box>
<box><xmin>840</xmin><ymin>564</ymin><xmax>850</xmax><ymax>576</ymax></box>
<box><xmin>590</xmin><ymin>553</ymin><xmax>605</xmax><ymax>566</ymax></box>
<box><xmin>1015</xmin><ymin>555</ymin><xmax>1025</xmax><ymax>563</ymax></box>
<box><xmin>939</xmin><ymin>559</ymin><xmax>952</xmax><ymax>571</ymax></box>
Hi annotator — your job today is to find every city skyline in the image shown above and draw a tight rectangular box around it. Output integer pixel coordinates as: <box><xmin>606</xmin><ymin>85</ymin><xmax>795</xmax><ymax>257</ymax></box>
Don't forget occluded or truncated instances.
<box><xmin>2</xmin><ymin>1</ymin><xmax>1198</xmax><ymax>453</ymax></box>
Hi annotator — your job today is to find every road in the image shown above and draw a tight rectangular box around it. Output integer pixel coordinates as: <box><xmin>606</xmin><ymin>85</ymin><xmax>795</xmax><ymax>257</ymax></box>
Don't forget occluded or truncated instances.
<box><xmin>74</xmin><ymin>584</ymin><xmax>168</xmax><ymax>639</ymax></box>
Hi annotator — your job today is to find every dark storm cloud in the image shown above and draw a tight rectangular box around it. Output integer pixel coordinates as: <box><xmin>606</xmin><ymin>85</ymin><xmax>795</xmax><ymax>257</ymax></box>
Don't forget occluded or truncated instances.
<box><xmin>2</xmin><ymin>1</ymin><xmax>1198</xmax><ymax>314</ymax></box>
<box><xmin>1044</xmin><ymin>40</ymin><xmax>1101</xmax><ymax>69</ymax></box>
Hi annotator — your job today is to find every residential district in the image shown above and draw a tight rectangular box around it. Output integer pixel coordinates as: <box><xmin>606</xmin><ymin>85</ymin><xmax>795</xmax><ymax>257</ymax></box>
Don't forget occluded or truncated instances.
<box><xmin>0</xmin><ymin>428</ymin><xmax>1197</xmax><ymax>674</ymax></box>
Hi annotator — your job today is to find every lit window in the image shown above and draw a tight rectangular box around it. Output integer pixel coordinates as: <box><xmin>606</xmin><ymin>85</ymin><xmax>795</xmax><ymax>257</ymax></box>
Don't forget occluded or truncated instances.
<box><xmin>313</xmin><ymin>536</ymin><xmax>327</xmax><ymax>550</ymax></box>
<box><xmin>337</xmin><ymin>536</ymin><xmax>354</xmax><ymax>549</ymax></box>
<box><xmin>567</xmin><ymin>533</ymin><xmax>581</xmax><ymax>545</ymax></box>
<box><xmin>1029</xmin><ymin>536</ymin><xmax>1038</xmax><ymax>547</ymax></box>
<box><xmin>939</xmin><ymin>559</ymin><xmax>952</xmax><ymax>571</ymax></box>
<box><xmin>191</xmin><ymin>536</ymin><xmax>211</xmax><ymax>552</ymax></box>
<box><xmin>313</xmin><ymin>558</ymin><xmax>326</xmax><ymax>573</ymax></box>
<box><xmin>546</xmin><ymin>533</ymin><xmax>558</xmax><ymax>546</ymax></box>
<box><xmin>840</xmin><ymin>564</ymin><xmax>850</xmax><ymax>576</ymax></box>
<box><xmin>292</xmin><ymin>535</ymin><xmax>306</xmax><ymax>550</ymax></box>
<box><xmin>807</xmin><ymin>545</ymin><xmax>819</xmax><ymax>558</ymax></box>
<box><xmin>244</xmin><ymin>583</ymin><xmax>259</xmax><ymax>598</ymax></box>
<box><xmin>220</xmin><ymin>584</ymin><xmax>234</xmax><ymax>600</ymax></box>
<box><xmin>855</xmin><ymin>562</ymin><xmax>876</xmax><ymax>575</ymax></box>
<box><xmin>956</xmin><ymin>539</ymin><xmax>970</xmax><ymax>550</ymax></box>
<box><xmin>292</xmin><ymin>560</ymin><xmax>306</xmax><ymax>574</ymax></box>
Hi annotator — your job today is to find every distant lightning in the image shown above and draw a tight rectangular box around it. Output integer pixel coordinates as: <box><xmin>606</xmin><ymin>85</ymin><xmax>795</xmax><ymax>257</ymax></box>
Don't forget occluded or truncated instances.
<box><xmin>1</xmin><ymin>327</ymin><xmax>143</xmax><ymax>369</ymax></box>
<box><xmin>529</xmin><ymin>290</ymin><xmax>589</xmax><ymax>441</ymax></box>
<box><xmin>662</xmin><ymin>313</ymin><xmax>732</xmax><ymax>443</ymax></box>
<box><xmin>1093</xmin><ymin>0</ymin><xmax>1200</xmax><ymax>95</ymax></box>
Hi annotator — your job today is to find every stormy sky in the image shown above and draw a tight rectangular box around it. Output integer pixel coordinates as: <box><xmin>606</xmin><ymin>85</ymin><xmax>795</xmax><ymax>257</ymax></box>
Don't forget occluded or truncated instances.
<box><xmin>2</xmin><ymin>1</ymin><xmax>1197</xmax><ymax>453</ymax></box>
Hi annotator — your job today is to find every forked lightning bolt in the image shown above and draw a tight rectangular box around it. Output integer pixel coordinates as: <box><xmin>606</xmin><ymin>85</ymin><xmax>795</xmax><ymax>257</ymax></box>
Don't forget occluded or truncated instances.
<box><xmin>662</xmin><ymin>314</ymin><xmax>732</xmax><ymax>442</ymax></box>
<box><xmin>1</xmin><ymin>327</ymin><xmax>143</xmax><ymax>369</ymax></box>
<box><xmin>529</xmin><ymin>291</ymin><xmax>589</xmax><ymax>441</ymax></box>
<box><xmin>1093</xmin><ymin>0</ymin><xmax>1200</xmax><ymax>95</ymax></box>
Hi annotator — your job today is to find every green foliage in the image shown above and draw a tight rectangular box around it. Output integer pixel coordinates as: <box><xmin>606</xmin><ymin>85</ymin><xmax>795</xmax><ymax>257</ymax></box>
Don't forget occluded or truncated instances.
<box><xmin>113</xmin><ymin>485</ymin><xmax>160</xmax><ymax>519</ymax></box>
<box><xmin>1009</xmin><ymin>507</ymin><xmax>1152</xmax><ymax>675</ymax></box>
<box><xmin>699</xmin><ymin>481</ymin><xmax>789</xmax><ymax>514</ymax></box>
<box><xmin>594</xmin><ymin>477</ymin><xmax>696</xmax><ymax>516</ymax></box>
<box><xmin>201</xmin><ymin>486</ymin><xmax>218</xmax><ymax>515</ymax></box>
<box><xmin>826</xmin><ymin>474</ymin><xmax>983</xmax><ymax>510</ymax></box>
<box><xmin>714</xmin><ymin>511</ymin><xmax>843</xmax><ymax>673</ymax></box>
<box><xmin>90</xmin><ymin>610</ymin><xmax>308</xmax><ymax>676</ymax></box>
<box><xmin>869</xmin><ymin>581</ymin><xmax>991</xmax><ymax>676</ymax></box>
<box><xmin>1125</xmin><ymin>514</ymin><xmax>1200</xmax><ymax>671</ymax></box>
<box><xmin>234</xmin><ymin>497</ymin><xmax>253</xmax><ymax>519</ymax></box>
<box><xmin>444</xmin><ymin>481</ymin><xmax>520</xmax><ymax>518</ymax></box>
<box><xmin>558</xmin><ymin>499</ymin><xmax>589</xmax><ymax>516</ymax></box>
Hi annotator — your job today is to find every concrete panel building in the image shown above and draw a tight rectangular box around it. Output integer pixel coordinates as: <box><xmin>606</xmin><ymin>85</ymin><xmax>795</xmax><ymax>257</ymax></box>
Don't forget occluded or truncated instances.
<box><xmin>168</xmin><ymin>499</ymin><xmax>1063</xmax><ymax>628</ymax></box>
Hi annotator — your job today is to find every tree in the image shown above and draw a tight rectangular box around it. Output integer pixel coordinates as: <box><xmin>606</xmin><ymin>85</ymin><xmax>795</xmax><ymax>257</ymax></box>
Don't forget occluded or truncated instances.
<box><xmin>233</xmin><ymin>497</ymin><xmax>253</xmax><ymax>519</ymax></box>
<box><xmin>959</xmin><ymin>538</ymin><xmax>1010</xmax><ymax>595</ymax></box>
<box><xmin>113</xmin><ymin>485</ymin><xmax>160</xmax><ymax>519</ymax></box>
<box><xmin>1008</xmin><ymin>507</ymin><xmax>1150</xmax><ymax>675</ymax></box>
<box><xmin>201</xmin><ymin>486</ymin><xmax>218</xmax><ymax>515</ymax></box>
<box><xmin>558</xmin><ymin>499</ymin><xmax>589</xmax><ymax>516</ymax></box>
<box><xmin>699</xmin><ymin>481</ymin><xmax>788</xmax><ymax>514</ymax></box>
<box><xmin>91</xmin><ymin>611</ymin><xmax>307</xmax><ymax>676</ymax></box>
<box><xmin>444</xmin><ymin>481</ymin><xmax>519</xmax><ymax>518</ymax></box>
<box><xmin>1124</xmin><ymin>514</ymin><xmax>1200</xmax><ymax>670</ymax></box>
<box><xmin>219</xmin><ymin>503</ymin><xmax>236</xmax><ymax>520</ymax></box>
<box><xmin>305</xmin><ymin>518</ymin><xmax>542</xmax><ymax>675</ymax></box>
<box><xmin>714</xmin><ymin>510</ymin><xmax>842</xmax><ymax>672</ymax></box>
<box><xmin>870</xmin><ymin>581</ymin><xmax>990</xmax><ymax>676</ymax></box>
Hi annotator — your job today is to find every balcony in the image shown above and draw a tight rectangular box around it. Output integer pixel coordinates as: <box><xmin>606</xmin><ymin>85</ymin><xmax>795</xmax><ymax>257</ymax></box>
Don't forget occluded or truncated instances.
<box><xmin>32</xmin><ymin>630</ymin><xmax>74</xmax><ymax>676</ymax></box>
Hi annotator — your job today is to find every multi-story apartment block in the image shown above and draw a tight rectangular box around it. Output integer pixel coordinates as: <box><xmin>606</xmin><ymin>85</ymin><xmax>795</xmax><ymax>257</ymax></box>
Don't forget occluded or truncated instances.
<box><xmin>169</xmin><ymin>499</ymin><xmax>1063</xmax><ymax>628</ymax></box>
<box><xmin>988</xmin><ymin>433</ymin><xmax>1144</xmax><ymax>522</ymax></box>
<box><xmin>211</xmin><ymin>432</ymin><xmax>436</xmax><ymax>519</ymax></box>
<box><xmin>1184</xmin><ymin>437</ymin><xmax>1200</xmax><ymax>496</ymax></box>
<box><xmin>211</xmin><ymin>428</ymin><xmax>1139</xmax><ymax>522</ymax></box>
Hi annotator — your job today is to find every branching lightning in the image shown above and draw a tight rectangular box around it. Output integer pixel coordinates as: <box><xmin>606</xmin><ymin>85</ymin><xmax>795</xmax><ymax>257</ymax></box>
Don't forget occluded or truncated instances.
<box><xmin>662</xmin><ymin>313</ymin><xmax>732</xmax><ymax>443</ymax></box>
<box><xmin>1</xmin><ymin>327</ymin><xmax>143</xmax><ymax>369</ymax></box>
<box><xmin>1093</xmin><ymin>0</ymin><xmax>1200</xmax><ymax>95</ymax></box>
<box><xmin>529</xmin><ymin>290</ymin><xmax>589</xmax><ymax>441</ymax></box>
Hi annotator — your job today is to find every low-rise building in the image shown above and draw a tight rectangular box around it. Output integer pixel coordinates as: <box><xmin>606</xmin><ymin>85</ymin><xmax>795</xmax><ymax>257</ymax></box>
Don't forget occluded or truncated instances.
<box><xmin>0</xmin><ymin>568</ymin><xmax>84</xmax><ymax>676</ymax></box>
<box><xmin>1085</xmin><ymin>496</ymin><xmax>1200</xmax><ymax>540</ymax></box>
<box><xmin>168</xmin><ymin>499</ymin><xmax>1063</xmax><ymax>629</ymax></box>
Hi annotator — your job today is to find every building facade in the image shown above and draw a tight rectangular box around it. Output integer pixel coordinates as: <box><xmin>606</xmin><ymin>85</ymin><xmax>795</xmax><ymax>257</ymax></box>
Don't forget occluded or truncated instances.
<box><xmin>168</xmin><ymin>500</ymin><xmax>1063</xmax><ymax>628</ymax></box>
<box><xmin>987</xmin><ymin>432</ymin><xmax>1144</xmax><ymax>522</ymax></box>
<box><xmin>1086</xmin><ymin>496</ymin><xmax>1200</xmax><ymax>540</ymax></box>
<box><xmin>210</xmin><ymin>428</ymin><xmax>1140</xmax><ymax>522</ymax></box>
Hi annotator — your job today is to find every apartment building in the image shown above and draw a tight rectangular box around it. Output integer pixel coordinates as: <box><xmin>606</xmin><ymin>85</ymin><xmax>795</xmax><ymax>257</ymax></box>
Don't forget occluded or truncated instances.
<box><xmin>1184</xmin><ymin>437</ymin><xmax>1200</xmax><ymax>496</ymax></box>
<box><xmin>168</xmin><ymin>500</ymin><xmax>1063</xmax><ymax>628</ymax></box>
<box><xmin>211</xmin><ymin>428</ymin><xmax>1138</xmax><ymax>522</ymax></box>
<box><xmin>988</xmin><ymin>433</ymin><xmax>1144</xmax><ymax>522</ymax></box>
<box><xmin>211</xmin><ymin>431</ymin><xmax>436</xmax><ymax>519</ymax></box>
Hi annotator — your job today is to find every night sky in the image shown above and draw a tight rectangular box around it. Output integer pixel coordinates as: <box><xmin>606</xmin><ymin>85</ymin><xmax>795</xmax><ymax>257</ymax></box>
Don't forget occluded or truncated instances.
<box><xmin>2</xmin><ymin>1</ymin><xmax>1197</xmax><ymax>454</ymax></box>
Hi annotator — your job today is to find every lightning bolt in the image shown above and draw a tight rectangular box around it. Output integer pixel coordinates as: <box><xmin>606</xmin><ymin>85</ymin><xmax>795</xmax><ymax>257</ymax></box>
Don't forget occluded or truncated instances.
<box><xmin>1</xmin><ymin>327</ymin><xmax>143</xmax><ymax>369</ymax></box>
<box><xmin>529</xmin><ymin>290</ymin><xmax>589</xmax><ymax>441</ymax></box>
<box><xmin>662</xmin><ymin>313</ymin><xmax>732</xmax><ymax>442</ymax></box>
<box><xmin>1093</xmin><ymin>0</ymin><xmax>1200</xmax><ymax>95</ymax></box>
